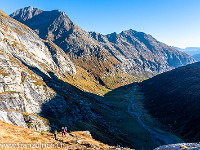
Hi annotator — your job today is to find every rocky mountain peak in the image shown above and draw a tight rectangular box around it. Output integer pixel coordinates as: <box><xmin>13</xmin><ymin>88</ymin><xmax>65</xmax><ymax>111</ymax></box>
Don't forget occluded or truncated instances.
<box><xmin>10</xmin><ymin>7</ymin><xmax>73</xmax><ymax>41</ymax></box>
<box><xmin>10</xmin><ymin>6</ymin><xmax>43</xmax><ymax>22</ymax></box>
<box><xmin>106</xmin><ymin>32</ymin><xmax>119</xmax><ymax>43</ymax></box>
<box><xmin>10</xmin><ymin>6</ymin><xmax>71</xmax><ymax>25</ymax></box>
<box><xmin>122</xmin><ymin>28</ymin><xmax>135</xmax><ymax>34</ymax></box>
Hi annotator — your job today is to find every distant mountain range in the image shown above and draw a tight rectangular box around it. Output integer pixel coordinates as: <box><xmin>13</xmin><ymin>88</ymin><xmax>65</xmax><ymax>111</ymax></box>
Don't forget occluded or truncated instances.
<box><xmin>174</xmin><ymin>47</ymin><xmax>200</xmax><ymax>61</ymax></box>
<box><xmin>10</xmin><ymin>6</ymin><xmax>195</xmax><ymax>89</ymax></box>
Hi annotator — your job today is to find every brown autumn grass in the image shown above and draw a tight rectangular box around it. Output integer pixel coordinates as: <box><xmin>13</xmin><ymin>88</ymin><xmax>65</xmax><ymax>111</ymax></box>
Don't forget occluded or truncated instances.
<box><xmin>63</xmin><ymin>66</ymin><xmax>111</xmax><ymax>96</ymax></box>
<box><xmin>0</xmin><ymin>120</ymin><xmax>130</xmax><ymax>150</ymax></box>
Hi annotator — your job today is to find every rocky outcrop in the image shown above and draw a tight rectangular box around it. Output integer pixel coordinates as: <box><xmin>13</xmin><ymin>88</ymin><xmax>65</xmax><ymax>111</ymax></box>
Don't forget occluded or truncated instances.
<box><xmin>43</xmin><ymin>40</ymin><xmax>76</xmax><ymax>75</ymax></box>
<box><xmin>0</xmin><ymin>110</ymin><xmax>27</xmax><ymax>127</ymax></box>
<box><xmin>10</xmin><ymin>6</ymin><xmax>196</xmax><ymax>88</ymax></box>
<box><xmin>154</xmin><ymin>143</ymin><xmax>200</xmax><ymax>150</ymax></box>
<box><xmin>0</xmin><ymin>109</ymin><xmax>50</xmax><ymax>131</ymax></box>
<box><xmin>23</xmin><ymin>113</ymin><xmax>50</xmax><ymax>131</ymax></box>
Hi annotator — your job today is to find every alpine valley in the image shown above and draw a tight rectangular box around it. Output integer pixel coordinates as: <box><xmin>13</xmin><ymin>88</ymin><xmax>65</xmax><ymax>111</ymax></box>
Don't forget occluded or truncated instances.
<box><xmin>0</xmin><ymin>6</ymin><xmax>197</xmax><ymax>150</ymax></box>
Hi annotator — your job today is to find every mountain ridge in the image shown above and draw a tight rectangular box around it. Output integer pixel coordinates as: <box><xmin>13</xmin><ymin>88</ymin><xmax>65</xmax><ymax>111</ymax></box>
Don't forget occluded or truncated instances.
<box><xmin>10</xmin><ymin>6</ymin><xmax>196</xmax><ymax>89</ymax></box>
<box><xmin>174</xmin><ymin>46</ymin><xmax>200</xmax><ymax>61</ymax></box>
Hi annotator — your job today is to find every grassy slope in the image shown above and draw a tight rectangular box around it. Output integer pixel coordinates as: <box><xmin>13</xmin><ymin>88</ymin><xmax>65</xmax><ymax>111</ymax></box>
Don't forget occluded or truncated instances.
<box><xmin>63</xmin><ymin>66</ymin><xmax>111</xmax><ymax>96</ymax></box>
<box><xmin>0</xmin><ymin>120</ymin><xmax>131</xmax><ymax>150</ymax></box>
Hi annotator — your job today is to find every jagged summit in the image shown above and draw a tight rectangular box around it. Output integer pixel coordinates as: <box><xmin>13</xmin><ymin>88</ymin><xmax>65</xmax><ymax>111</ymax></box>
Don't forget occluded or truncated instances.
<box><xmin>10</xmin><ymin>6</ymin><xmax>43</xmax><ymax>21</ymax></box>
<box><xmin>10</xmin><ymin>6</ymin><xmax>72</xmax><ymax>40</ymax></box>
<box><xmin>10</xmin><ymin>6</ymin><xmax>63</xmax><ymax>21</ymax></box>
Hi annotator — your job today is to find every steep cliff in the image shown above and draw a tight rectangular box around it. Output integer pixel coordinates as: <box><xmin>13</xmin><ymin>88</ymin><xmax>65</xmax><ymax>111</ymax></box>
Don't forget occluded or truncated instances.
<box><xmin>0</xmin><ymin>9</ymin><xmax>57</xmax><ymax>129</ymax></box>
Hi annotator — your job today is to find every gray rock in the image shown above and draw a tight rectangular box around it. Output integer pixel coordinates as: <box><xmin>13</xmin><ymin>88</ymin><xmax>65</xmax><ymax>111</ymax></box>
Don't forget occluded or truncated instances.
<box><xmin>0</xmin><ymin>110</ymin><xmax>27</xmax><ymax>127</ymax></box>
<box><xmin>154</xmin><ymin>143</ymin><xmax>200</xmax><ymax>150</ymax></box>
<box><xmin>23</xmin><ymin>114</ymin><xmax>50</xmax><ymax>131</ymax></box>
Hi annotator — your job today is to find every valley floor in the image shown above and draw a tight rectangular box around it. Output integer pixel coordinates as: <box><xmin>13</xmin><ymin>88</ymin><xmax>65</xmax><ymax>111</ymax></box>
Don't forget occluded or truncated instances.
<box><xmin>132</xmin><ymin>85</ymin><xmax>184</xmax><ymax>148</ymax></box>
<box><xmin>103</xmin><ymin>84</ymin><xmax>156</xmax><ymax>149</ymax></box>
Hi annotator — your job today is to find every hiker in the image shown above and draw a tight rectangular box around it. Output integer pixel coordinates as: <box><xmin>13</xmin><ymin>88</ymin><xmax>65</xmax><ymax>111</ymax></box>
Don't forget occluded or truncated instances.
<box><xmin>64</xmin><ymin>127</ymin><xmax>66</xmax><ymax>137</ymax></box>
<box><xmin>62</xmin><ymin>127</ymin><xmax>65</xmax><ymax>137</ymax></box>
<box><xmin>65</xmin><ymin>127</ymin><xmax>67</xmax><ymax>133</ymax></box>
<box><xmin>54</xmin><ymin>129</ymin><xmax>57</xmax><ymax>140</ymax></box>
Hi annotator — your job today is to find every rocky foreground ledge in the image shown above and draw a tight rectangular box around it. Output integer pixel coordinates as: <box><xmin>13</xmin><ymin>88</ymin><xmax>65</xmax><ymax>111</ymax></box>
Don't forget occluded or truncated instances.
<box><xmin>154</xmin><ymin>143</ymin><xmax>200</xmax><ymax>150</ymax></box>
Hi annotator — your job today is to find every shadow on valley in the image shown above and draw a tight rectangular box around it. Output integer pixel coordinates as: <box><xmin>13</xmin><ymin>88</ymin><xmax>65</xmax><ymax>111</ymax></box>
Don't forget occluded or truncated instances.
<box><xmin>20</xmin><ymin>60</ymin><xmax>141</xmax><ymax>148</ymax></box>
<box><xmin>140</xmin><ymin>62</ymin><xmax>200</xmax><ymax>143</ymax></box>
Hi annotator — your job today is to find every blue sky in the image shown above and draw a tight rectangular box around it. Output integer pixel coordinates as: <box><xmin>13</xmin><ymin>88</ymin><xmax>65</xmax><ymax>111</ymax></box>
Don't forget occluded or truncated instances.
<box><xmin>1</xmin><ymin>0</ymin><xmax>200</xmax><ymax>48</ymax></box>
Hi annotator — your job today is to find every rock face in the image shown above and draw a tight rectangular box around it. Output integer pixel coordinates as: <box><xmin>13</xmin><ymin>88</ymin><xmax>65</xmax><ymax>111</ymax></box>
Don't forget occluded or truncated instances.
<box><xmin>140</xmin><ymin>62</ymin><xmax>200</xmax><ymax>143</ymax></box>
<box><xmin>0</xmin><ymin>8</ymin><xmax>78</xmax><ymax>116</ymax></box>
<box><xmin>23</xmin><ymin>114</ymin><xmax>50</xmax><ymax>131</ymax></box>
<box><xmin>0</xmin><ymin>9</ymin><xmax>77</xmax><ymax>131</ymax></box>
<box><xmin>90</xmin><ymin>30</ymin><xmax>194</xmax><ymax>73</ymax></box>
<box><xmin>0</xmin><ymin>110</ymin><xmax>27</xmax><ymax>127</ymax></box>
<box><xmin>10</xmin><ymin>6</ymin><xmax>196</xmax><ymax>89</ymax></box>
<box><xmin>0</xmin><ymin>10</ymin><xmax>54</xmax><ymax>115</ymax></box>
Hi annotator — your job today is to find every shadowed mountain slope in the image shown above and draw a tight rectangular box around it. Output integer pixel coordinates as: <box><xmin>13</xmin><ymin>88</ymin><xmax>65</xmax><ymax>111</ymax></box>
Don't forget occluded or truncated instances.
<box><xmin>140</xmin><ymin>62</ymin><xmax>200</xmax><ymax>142</ymax></box>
